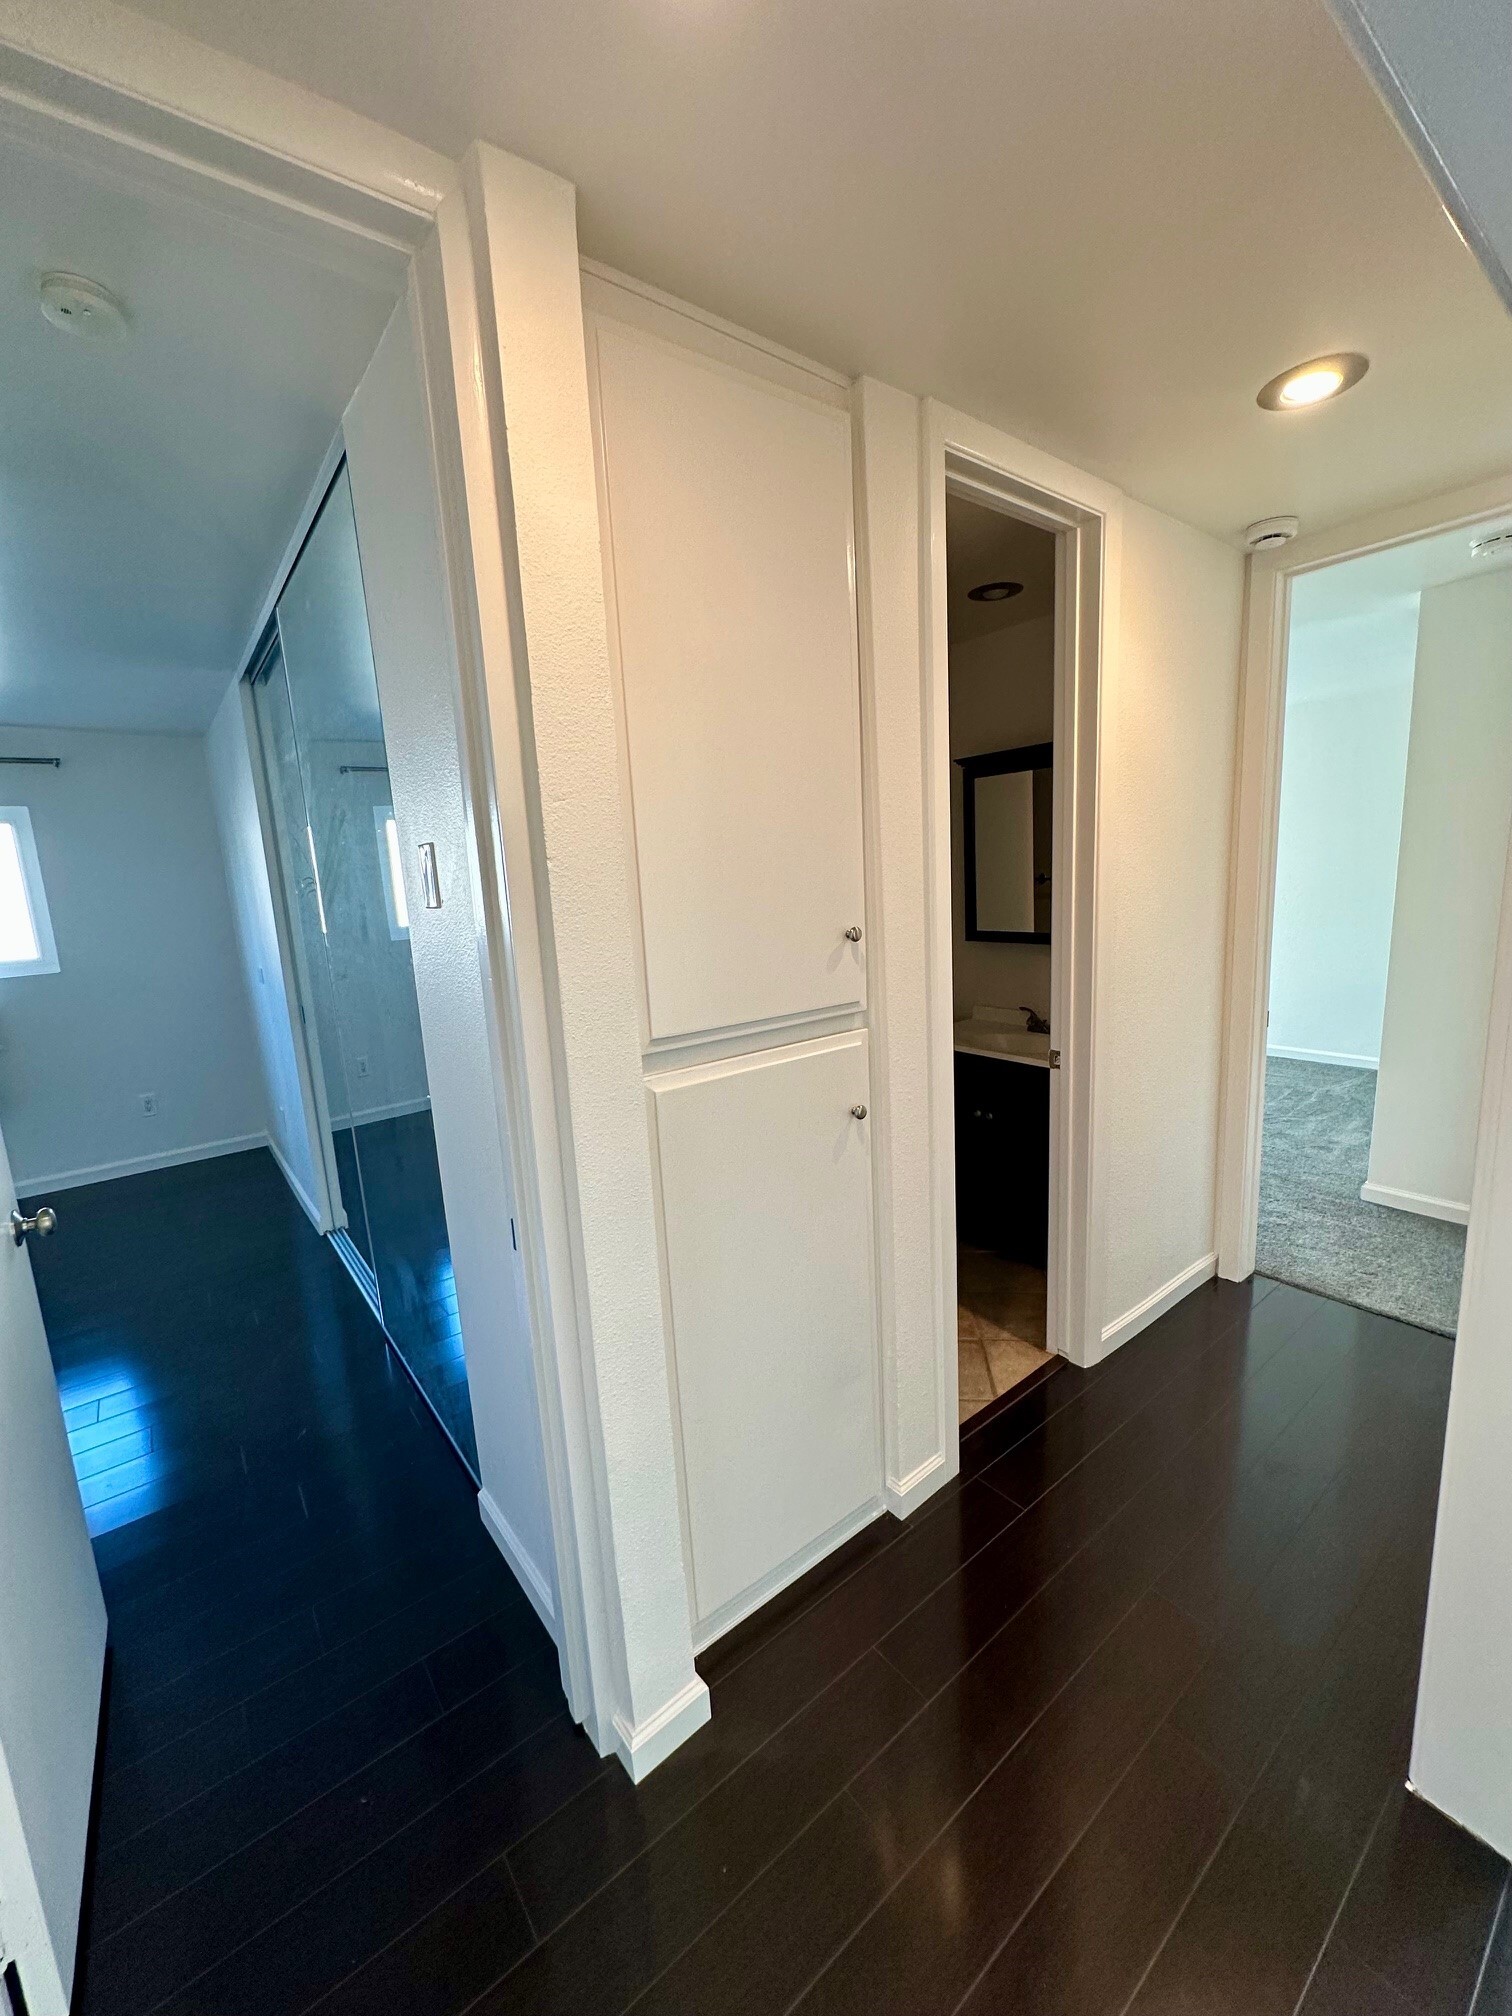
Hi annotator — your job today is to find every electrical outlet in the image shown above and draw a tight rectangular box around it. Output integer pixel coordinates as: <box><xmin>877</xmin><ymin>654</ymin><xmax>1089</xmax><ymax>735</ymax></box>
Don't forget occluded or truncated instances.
<box><xmin>355</xmin><ymin>1056</ymin><xmax>370</xmax><ymax>1078</ymax></box>
<box><xmin>139</xmin><ymin>1093</ymin><xmax>158</xmax><ymax>1117</ymax></box>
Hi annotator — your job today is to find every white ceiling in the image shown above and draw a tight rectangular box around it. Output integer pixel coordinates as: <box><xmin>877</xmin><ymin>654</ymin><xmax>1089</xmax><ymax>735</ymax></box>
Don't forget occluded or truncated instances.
<box><xmin>0</xmin><ymin>107</ymin><xmax>402</xmax><ymax>734</ymax></box>
<box><xmin>119</xmin><ymin>0</ymin><xmax>1512</xmax><ymax>543</ymax></box>
<box><xmin>945</xmin><ymin>492</ymin><xmax>1056</xmax><ymax>644</ymax></box>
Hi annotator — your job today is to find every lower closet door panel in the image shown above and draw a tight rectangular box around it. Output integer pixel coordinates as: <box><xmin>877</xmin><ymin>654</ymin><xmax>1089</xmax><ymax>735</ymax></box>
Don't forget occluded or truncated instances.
<box><xmin>651</xmin><ymin>1031</ymin><xmax>882</xmax><ymax>1633</ymax></box>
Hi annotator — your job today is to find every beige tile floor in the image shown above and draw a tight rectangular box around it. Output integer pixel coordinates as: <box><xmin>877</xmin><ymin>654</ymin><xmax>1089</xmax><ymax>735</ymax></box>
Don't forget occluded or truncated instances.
<box><xmin>957</xmin><ymin>1244</ymin><xmax>1053</xmax><ymax>1423</ymax></box>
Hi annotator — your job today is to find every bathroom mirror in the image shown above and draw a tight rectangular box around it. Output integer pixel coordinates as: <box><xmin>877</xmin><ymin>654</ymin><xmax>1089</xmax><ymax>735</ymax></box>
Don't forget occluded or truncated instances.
<box><xmin>959</xmin><ymin>742</ymin><xmax>1053</xmax><ymax>942</ymax></box>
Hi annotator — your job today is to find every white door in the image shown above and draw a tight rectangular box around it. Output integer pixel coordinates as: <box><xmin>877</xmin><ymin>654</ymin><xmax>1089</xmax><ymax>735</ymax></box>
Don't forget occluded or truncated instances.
<box><xmin>590</xmin><ymin>318</ymin><xmax>867</xmax><ymax>1045</ymax></box>
<box><xmin>649</xmin><ymin>1031</ymin><xmax>882</xmax><ymax>1640</ymax></box>
<box><xmin>0</xmin><ymin>1123</ymin><xmax>106</xmax><ymax>2016</ymax></box>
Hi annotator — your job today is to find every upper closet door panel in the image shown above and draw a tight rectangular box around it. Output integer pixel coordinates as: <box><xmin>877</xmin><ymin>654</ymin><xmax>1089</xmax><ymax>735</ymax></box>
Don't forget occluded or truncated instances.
<box><xmin>593</xmin><ymin>322</ymin><xmax>866</xmax><ymax>1045</ymax></box>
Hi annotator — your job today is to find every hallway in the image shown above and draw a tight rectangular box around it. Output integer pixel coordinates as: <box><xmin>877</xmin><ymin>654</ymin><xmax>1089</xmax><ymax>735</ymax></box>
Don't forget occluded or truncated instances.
<box><xmin>37</xmin><ymin>1155</ymin><xmax>1507</xmax><ymax>2016</ymax></box>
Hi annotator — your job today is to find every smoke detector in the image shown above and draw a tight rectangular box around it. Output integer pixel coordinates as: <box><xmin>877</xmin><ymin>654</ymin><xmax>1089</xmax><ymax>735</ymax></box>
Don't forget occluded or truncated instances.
<box><xmin>1469</xmin><ymin>527</ymin><xmax>1512</xmax><ymax>562</ymax></box>
<box><xmin>1244</xmin><ymin>516</ymin><xmax>1300</xmax><ymax>552</ymax></box>
<box><xmin>38</xmin><ymin>272</ymin><xmax>128</xmax><ymax>339</ymax></box>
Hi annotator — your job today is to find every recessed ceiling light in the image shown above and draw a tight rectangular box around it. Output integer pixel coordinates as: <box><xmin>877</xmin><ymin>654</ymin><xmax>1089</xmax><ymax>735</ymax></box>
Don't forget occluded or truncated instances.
<box><xmin>966</xmin><ymin>580</ymin><xmax>1023</xmax><ymax>602</ymax></box>
<box><xmin>38</xmin><ymin>272</ymin><xmax>128</xmax><ymax>339</ymax></box>
<box><xmin>1256</xmin><ymin>352</ymin><xmax>1368</xmax><ymax>412</ymax></box>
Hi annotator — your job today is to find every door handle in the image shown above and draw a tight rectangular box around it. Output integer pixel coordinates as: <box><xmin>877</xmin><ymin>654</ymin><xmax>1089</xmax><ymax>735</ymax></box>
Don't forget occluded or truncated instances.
<box><xmin>418</xmin><ymin>841</ymin><xmax>442</xmax><ymax>910</ymax></box>
<box><xmin>10</xmin><ymin>1204</ymin><xmax>57</xmax><ymax>1247</ymax></box>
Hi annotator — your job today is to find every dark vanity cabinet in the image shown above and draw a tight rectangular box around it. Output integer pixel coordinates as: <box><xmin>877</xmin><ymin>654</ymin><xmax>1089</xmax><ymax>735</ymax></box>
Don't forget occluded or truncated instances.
<box><xmin>954</xmin><ymin>1051</ymin><xmax>1050</xmax><ymax>1265</ymax></box>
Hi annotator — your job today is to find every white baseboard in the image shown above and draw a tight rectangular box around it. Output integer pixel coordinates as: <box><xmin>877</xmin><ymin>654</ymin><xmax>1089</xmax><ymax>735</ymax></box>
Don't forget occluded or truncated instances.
<box><xmin>1267</xmin><ymin>1045</ymin><xmax>1379</xmax><ymax>1070</ymax></box>
<box><xmin>14</xmin><ymin>1131</ymin><xmax>269</xmax><ymax>1196</ymax></box>
<box><xmin>478</xmin><ymin>1488</ymin><xmax>558</xmax><ymax>1637</ymax></box>
<box><xmin>1097</xmin><ymin>1251</ymin><xmax>1219</xmax><ymax>1364</ymax></box>
<box><xmin>266</xmin><ymin>1135</ymin><xmax>327</xmax><ymax>1231</ymax></box>
<box><xmin>690</xmin><ymin>1495</ymin><xmax>885</xmax><ymax>1656</ymax></box>
<box><xmin>886</xmin><ymin>1451</ymin><xmax>950</xmax><ymax>1519</ymax></box>
<box><xmin>612</xmin><ymin>1676</ymin><xmax>712</xmax><ymax>1783</ymax></box>
<box><xmin>329</xmin><ymin>1095</ymin><xmax>433</xmax><ymax>1129</ymax></box>
<box><xmin>1360</xmin><ymin>1180</ymin><xmax>1470</xmax><ymax>1227</ymax></box>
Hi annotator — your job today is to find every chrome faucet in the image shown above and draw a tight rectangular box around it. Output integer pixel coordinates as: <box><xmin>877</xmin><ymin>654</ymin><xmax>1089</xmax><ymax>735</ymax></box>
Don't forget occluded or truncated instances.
<box><xmin>1021</xmin><ymin>1006</ymin><xmax>1051</xmax><ymax>1036</ymax></box>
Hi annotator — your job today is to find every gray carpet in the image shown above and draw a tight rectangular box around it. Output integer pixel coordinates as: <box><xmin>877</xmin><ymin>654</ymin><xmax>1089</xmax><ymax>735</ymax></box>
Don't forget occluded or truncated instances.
<box><xmin>1257</xmin><ymin>1056</ymin><xmax>1466</xmax><ymax>1336</ymax></box>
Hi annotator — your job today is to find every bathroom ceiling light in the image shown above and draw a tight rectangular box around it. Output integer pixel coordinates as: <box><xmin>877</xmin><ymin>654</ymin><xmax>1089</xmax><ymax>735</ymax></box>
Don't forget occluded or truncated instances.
<box><xmin>1256</xmin><ymin>352</ymin><xmax>1368</xmax><ymax>411</ymax></box>
<box><xmin>38</xmin><ymin>272</ymin><xmax>128</xmax><ymax>339</ymax></box>
<box><xmin>966</xmin><ymin>580</ymin><xmax>1023</xmax><ymax>602</ymax></box>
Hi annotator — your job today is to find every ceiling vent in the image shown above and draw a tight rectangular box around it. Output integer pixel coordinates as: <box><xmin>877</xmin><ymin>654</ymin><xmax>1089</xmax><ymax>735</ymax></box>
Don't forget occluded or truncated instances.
<box><xmin>1469</xmin><ymin>527</ymin><xmax>1512</xmax><ymax>562</ymax></box>
<box><xmin>1244</xmin><ymin>516</ymin><xmax>1300</xmax><ymax>551</ymax></box>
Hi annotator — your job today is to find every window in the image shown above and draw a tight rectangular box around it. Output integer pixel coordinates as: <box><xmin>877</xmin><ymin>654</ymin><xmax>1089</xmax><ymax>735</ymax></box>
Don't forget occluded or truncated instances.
<box><xmin>374</xmin><ymin>804</ymin><xmax>409</xmax><ymax>939</ymax></box>
<box><xmin>0</xmin><ymin>807</ymin><xmax>58</xmax><ymax>978</ymax></box>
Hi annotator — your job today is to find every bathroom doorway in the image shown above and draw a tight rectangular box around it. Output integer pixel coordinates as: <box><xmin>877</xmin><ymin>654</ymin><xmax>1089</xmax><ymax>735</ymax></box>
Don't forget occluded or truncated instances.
<box><xmin>946</xmin><ymin>492</ymin><xmax>1058</xmax><ymax>1421</ymax></box>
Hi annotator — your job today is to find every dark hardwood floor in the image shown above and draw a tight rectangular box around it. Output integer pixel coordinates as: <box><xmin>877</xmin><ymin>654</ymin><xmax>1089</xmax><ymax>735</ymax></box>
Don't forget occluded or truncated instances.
<box><xmin>335</xmin><ymin>1108</ymin><xmax>476</xmax><ymax>1474</ymax></box>
<box><xmin>28</xmin><ymin>1149</ymin><xmax>1508</xmax><ymax>2016</ymax></box>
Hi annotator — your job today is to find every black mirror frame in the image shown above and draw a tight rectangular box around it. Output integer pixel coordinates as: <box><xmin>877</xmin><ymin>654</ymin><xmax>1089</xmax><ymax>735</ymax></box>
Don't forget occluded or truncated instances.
<box><xmin>957</xmin><ymin>742</ymin><xmax>1053</xmax><ymax>944</ymax></box>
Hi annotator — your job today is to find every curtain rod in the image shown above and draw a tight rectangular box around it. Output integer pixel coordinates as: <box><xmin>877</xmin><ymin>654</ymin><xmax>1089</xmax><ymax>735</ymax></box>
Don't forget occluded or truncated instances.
<box><xmin>0</xmin><ymin>756</ymin><xmax>60</xmax><ymax>767</ymax></box>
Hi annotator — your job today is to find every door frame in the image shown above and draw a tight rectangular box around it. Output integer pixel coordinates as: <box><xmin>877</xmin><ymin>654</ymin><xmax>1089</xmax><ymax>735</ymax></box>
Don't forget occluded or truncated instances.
<box><xmin>921</xmin><ymin>400</ymin><xmax>1118</xmax><ymax>1373</ymax></box>
<box><xmin>0</xmin><ymin>11</ymin><xmax>611</xmax><ymax>1744</ymax></box>
<box><xmin>1215</xmin><ymin>470</ymin><xmax>1512</xmax><ymax>1280</ymax></box>
<box><xmin>240</xmin><ymin>622</ymin><xmax>344</xmax><ymax>1239</ymax></box>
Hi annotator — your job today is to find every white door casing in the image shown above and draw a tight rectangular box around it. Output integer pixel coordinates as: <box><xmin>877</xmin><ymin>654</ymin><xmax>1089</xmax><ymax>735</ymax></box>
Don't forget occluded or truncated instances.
<box><xmin>0</xmin><ymin>1123</ymin><xmax>107</xmax><ymax>2016</ymax></box>
<box><xmin>1214</xmin><ymin>473</ymin><xmax>1512</xmax><ymax>1282</ymax></box>
<box><xmin>343</xmin><ymin>274</ymin><xmax>561</xmax><ymax>1632</ymax></box>
<box><xmin>921</xmin><ymin>404</ymin><xmax>1118</xmax><ymax>1373</ymax></box>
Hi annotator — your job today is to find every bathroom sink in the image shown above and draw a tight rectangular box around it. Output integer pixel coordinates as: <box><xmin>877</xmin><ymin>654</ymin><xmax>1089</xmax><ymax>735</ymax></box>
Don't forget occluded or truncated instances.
<box><xmin>952</xmin><ymin>1017</ymin><xmax>1052</xmax><ymax>1066</ymax></box>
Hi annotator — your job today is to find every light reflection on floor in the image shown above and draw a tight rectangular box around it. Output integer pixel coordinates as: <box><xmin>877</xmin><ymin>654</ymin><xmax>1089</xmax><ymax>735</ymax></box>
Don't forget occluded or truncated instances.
<box><xmin>56</xmin><ymin>1360</ymin><xmax>166</xmax><ymax>1537</ymax></box>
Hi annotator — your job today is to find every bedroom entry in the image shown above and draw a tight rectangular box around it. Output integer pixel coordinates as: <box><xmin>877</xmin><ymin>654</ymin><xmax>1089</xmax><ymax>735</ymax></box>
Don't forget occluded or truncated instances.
<box><xmin>1255</xmin><ymin>520</ymin><xmax>1512</xmax><ymax>1335</ymax></box>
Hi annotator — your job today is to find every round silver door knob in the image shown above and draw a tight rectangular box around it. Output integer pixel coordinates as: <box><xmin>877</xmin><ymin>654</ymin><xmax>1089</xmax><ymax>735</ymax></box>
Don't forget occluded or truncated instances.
<box><xmin>10</xmin><ymin>1205</ymin><xmax>57</xmax><ymax>1247</ymax></box>
<box><xmin>851</xmin><ymin>1103</ymin><xmax>868</xmax><ymax>1120</ymax></box>
<box><xmin>844</xmin><ymin>925</ymin><xmax>863</xmax><ymax>942</ymax></box>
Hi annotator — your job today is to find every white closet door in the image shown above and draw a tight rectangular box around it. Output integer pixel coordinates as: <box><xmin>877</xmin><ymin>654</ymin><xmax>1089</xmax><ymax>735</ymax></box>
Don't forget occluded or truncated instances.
<box><xmin>651</xmin><ymin>1032</ymin><xmax>881</xmax><ymax>1633</ymax></box>
<box><xmin>593</xmin><ymin>322</ymin><xmax>866</xmax><ymax>1044</ymax></box>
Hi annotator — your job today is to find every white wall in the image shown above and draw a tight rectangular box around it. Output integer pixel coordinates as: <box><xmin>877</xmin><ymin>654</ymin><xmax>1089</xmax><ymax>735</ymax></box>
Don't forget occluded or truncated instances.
<box><xmin>440</xmin><ymin>182</ymin><xmax>1245</xmax><ymax>1769</ymax></box>
<box><xmin>1366</xmin><ymin>570</ymin><xmax>1512</xmax><ymax>1218</ymax></box>
<box><xmin>1268</xmin><ymin>605</ymin><xmax>1418</xmax><ymax>1067</ymax></box>
<box><xmin>0</xmin><ymin>724</ymin><xmax>267</xmax><ymax>1190</ymax></box>
<box><xmin>1096</xmin><ymin>498</ymin><xmax>1245</xmax><ymax>1341</ymax></box>
<box><xmin>205</xmin><ymin>682</ymin><xmax>324</xmax><ymax>1221</ymax></box>
<box><xmin>949</xmin><ymin>614</ymin><xmax>1055</xmax><ymax>1021</ymax></box>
